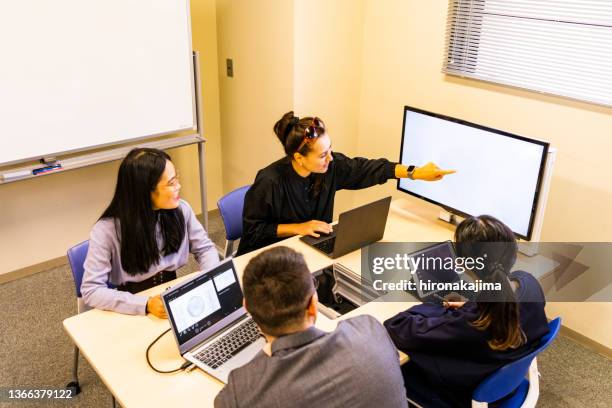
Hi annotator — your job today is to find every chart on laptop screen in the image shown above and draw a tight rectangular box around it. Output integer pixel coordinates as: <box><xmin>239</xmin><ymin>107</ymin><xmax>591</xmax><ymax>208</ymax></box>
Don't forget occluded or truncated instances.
<box><xmin>164</xmin><ymin>264</ymin><xmax>245</xmax><ymax>345</ymax></box>
<box><xmin>169</xmin><ymin>280</ymin><xmax>221</xmax><ymax>333</ymax></box>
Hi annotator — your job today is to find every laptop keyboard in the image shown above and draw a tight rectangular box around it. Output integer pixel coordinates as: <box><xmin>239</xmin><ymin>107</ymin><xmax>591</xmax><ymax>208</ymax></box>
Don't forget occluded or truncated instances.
<box><xmin>313</xmin><ymin>237</ymin><xmax>336</xmax><ymax>254</ymax></box>
<box><xmin>193</xmin><ymin>319</ymin><xmax>262</xmax><ymax>369</ymax></box>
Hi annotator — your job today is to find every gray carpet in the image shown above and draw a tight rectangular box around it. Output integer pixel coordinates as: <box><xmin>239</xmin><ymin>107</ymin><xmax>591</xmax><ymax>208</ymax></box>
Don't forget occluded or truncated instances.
<box><xmin>1</xmin><ymin>210</ymin><xmax>610</xmax><ymax>407</ymax></box>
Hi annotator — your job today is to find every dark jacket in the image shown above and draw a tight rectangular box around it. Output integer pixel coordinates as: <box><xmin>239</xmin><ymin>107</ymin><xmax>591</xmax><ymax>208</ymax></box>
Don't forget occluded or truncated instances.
<box><xmin>237</xmin><ymin>152</ymin><xmax>397</xmax><ymax>255</ymax></box>
<box><xmin>384</xmin><ymin>271</ymin><xmax>549</xmax><ymax>407</ymax></box>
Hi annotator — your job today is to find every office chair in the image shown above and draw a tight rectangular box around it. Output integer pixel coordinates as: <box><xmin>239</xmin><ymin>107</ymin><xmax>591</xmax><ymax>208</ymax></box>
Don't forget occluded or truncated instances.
<box><xmin>66</xmin><ymin>240</ymin><xmax>116</xmax><ymax>407</ymax></box>
<box><xmin>471</xmin><ymin>317</ymin><xmax>562</xmax><ymax>408</ymax></box>
<box><xmin>217</xmin><ymin>185</ymin><xmax>250</xmax><ymax>258</ymax></box>
<box><xmin>406</xmin><ymin>318</ymin><xmax>561</xmax><ymax>408</ymax></box>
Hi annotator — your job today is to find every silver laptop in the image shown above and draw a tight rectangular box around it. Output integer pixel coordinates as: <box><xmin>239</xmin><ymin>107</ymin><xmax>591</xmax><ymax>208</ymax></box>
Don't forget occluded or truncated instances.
<box><xmin>161</xmin><ymin>259</ymin><xmax>266</xmax><ymax>383</ymax></box>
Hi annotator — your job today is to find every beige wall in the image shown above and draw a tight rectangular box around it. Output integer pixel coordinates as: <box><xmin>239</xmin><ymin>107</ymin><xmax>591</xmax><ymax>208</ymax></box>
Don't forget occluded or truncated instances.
<box><xmin>0</xmin><ymin>0</ymin><xmax>223</xmax><ymax>275</ymax></box>
<box><xmin>188</xmin><ymin>0</ymin><xmax>224</xmax><ymax>214</ymax></box>
<box><xmin>294</xmin><ymin>0</ymin><xmax>365</xmax><ymax>217</ymax></box>
<box><xmin>353</xmin><ymin>0</ymin><xmax>612</xmax><ymax>348</ymax></box>
<box><xmin>215</xmin><ymin>0</ymin><xmax>366</xmax><ymax>210</ymax></box>
<box><xmin>216</xmin><ymin>0</ymin><xmax>294</xmax><ymax>192</ymax></box>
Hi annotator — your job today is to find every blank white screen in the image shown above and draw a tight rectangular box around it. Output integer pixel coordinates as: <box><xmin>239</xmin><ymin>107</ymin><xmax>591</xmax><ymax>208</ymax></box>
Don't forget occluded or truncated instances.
<box><xmin>398</xmin><ymin>109</ymin><xmax>546</xmax><ymax>239</ymax></box>
<box><xmin>0</xmin><ymin>0</ymin><xmax>195</xmax><ymax>165</ymax></box>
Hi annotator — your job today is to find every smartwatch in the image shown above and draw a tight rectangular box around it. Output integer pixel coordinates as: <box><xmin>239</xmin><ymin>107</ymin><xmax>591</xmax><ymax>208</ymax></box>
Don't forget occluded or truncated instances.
<box><xmin>407</xmin><ymin>165</ymin><xmax>416</xmax><ymax>180</ymax></box>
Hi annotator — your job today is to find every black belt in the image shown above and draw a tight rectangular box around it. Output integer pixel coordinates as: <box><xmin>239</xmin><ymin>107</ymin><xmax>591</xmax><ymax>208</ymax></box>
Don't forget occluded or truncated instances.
<box><xmin>116</xmin><ymin>270</ymin><xmax>177</xmax><ymax>294</ymax></box>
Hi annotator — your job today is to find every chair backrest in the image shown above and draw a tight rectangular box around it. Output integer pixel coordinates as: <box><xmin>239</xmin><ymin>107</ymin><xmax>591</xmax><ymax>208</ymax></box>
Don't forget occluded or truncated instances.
<box><xmin>472</xmin><ymin>317</ymin><xmax>562</xmax><ymax>403</ymax></box>
<box><xmin>217</xmin><ymin>185</ymin><xmax>251</xmax><ymax>241</ymax></box>
<box><xmin>67</xmin><ymin>240</ymin><xmax>90</xmax><ymax>298</ymax></box>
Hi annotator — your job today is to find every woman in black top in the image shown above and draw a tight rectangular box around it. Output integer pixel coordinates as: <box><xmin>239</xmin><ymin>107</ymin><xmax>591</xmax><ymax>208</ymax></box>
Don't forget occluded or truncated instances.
<box><xmin>237</xmin><ymin>111</ymin><xmax>455</xmax><ymax>255</ymax></box>
<box><xmin>384</xmin><ymin>216</ymin><xmax>550</xmax><ymax>408</ymax></box>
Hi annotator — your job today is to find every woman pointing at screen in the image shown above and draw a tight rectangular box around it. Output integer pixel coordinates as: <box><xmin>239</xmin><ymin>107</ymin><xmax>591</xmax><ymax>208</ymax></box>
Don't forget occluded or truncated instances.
<box><xmin>237</xmin><ymin>111</ymin><xmax>455</xmax><ymax>255</ymax></box>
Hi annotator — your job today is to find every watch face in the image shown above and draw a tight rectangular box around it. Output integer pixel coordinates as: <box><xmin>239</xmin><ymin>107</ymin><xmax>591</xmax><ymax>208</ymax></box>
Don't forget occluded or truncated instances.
<box><xmin>408</xmin><ymin>165</ymin><xmax>416</xmax><ymax>172</ymax></box>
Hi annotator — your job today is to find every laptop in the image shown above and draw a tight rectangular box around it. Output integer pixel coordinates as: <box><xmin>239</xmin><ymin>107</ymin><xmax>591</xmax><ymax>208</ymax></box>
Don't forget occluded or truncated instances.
<box><xmin>407</xmin><ymin>241</ymin><xmax>475</xmax><ymax>303</ymax></box>
<box><xmin>161</xmin><ymin>259</ymin><xmax>266</xmax><ymax>383</ymax></box>
<box><xmin>300</xmin><ymin>196</ymin><xmax>392</xmax><ymax>259</ymax></box>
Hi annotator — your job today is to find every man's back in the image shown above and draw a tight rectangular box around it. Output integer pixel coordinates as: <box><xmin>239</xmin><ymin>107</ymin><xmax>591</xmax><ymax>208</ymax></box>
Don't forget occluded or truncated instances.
<box><xmin>214</xmin><ymin>315</ymin><xmax>407</xmax><ymax>408</ymax></box>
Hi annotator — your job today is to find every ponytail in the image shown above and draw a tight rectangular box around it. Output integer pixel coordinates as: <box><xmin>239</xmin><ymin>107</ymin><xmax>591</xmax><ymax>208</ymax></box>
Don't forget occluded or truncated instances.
<box><xmin>455</xmin><ymin>215</ymin><xmax>526</xmax><ymax>351</ymax></box>
<box><xmin>472</xmin><ymin>268</ymin><xmax>526</xmax><ymax>351</ymax></box>
<box><xmin>274</xmin><ymin>111</ymin><xmax>300</xmax><ymax>148</ymax></box>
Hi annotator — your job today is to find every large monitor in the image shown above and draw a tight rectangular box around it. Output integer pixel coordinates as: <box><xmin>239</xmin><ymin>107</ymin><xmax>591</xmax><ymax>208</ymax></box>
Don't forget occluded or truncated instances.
<box><xmin>397</xmin><ymin>106</ymin><xmax>549</xmax><ymax>240</ymax></box>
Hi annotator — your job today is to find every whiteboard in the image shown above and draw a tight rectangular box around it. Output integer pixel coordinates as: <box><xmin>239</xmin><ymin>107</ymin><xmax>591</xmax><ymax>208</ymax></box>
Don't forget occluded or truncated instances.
<box><xmin>0</xmin><ymin>0</ymin><xmax>196</xmax><ymax>166</ymax></box>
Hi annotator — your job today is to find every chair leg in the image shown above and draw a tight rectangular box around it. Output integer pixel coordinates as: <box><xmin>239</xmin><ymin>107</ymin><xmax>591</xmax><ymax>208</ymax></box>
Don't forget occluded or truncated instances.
<box><xmin>522</xmin><ymin>358</ymin><xmax>540</xmax><ymax>408</ymax></box>
<box><xmin>72</xmin><ymin>346</ymin><xmax>79</xmax><ymax>382</ymax></box>
<box><xmin>224</xmin><ymin>240</ymin><xmax>235</xmax><ymax>259</ymax></box>
<box><xmin>66</xmin><ymin>345</ymin><xmax>81</xmax><ymax>395</ymax></box>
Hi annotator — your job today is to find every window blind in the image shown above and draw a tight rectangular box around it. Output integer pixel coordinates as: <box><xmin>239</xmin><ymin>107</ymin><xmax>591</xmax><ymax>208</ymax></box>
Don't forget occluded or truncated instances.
<box><xmin>443</xmin><ymin>0</ymin><xmax>612</xmax><ymax>106</ymax></box>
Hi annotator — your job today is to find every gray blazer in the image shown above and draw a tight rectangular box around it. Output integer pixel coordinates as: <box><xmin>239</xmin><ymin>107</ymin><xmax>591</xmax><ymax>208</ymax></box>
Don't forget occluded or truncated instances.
<box><xmin>215</xmin><ymin>315</ymin><xmax>408</xmax><ymax>408</ymax></box>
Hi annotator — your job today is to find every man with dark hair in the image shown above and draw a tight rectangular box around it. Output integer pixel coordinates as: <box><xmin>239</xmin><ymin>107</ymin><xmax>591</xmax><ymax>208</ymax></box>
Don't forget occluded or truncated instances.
<box><xmin>214</xmin><ymin>246</ymin><xmax>408</xmax><ymax>408</ymax></box>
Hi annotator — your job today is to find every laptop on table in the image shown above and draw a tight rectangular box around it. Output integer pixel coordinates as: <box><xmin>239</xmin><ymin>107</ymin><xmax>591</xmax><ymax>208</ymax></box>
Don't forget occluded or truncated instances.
<box><xmin>300</xmin><ymin>196</ymin><xmax>392</xmax><ymax>259</ymax></box>
<box><xmin>407</xmin><ymin>241</ymin><xmax>475</xmax><ymax>304</ymax></box>
<box><xmin>162</xmin><ymin>259</ymin><xmax>266</xmax><ymax>383</ymax></box>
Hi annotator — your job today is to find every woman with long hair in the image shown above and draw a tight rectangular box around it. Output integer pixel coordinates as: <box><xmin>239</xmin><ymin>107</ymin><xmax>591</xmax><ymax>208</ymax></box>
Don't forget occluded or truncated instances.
<box><xmin>237</xmin><ymin>111</ymin><xmax>455</xmax><ymax>255</ymax></box>
<box><xmin>81</xmin><ymin>148</ymin><xmax>219</xmax><ymax>318</ymax></box>
<box><xmin>384</xmin><ymin>215</ymin><xmax>549</xmax><ymax>407</ymax></box>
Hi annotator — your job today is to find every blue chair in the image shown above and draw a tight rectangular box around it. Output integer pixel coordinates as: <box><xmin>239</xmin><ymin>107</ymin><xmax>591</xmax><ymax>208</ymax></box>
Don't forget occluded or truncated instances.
<box><xmin>65</xmin><ymin>240</ymin><xmax>116</xmax><ymax>407</ymax></box>
<box><xmin>470</xmin><ymin>317</ymin><xmax>562</xmax><ymax>408</ymax></box>
<box><xmin>217</xmin><ymin>185</ymin><xmax>250</xmax><ymax>258</ymax></box>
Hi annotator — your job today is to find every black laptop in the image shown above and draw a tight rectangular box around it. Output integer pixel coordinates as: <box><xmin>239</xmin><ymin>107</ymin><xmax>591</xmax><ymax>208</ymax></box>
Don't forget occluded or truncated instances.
<box><xmin>300</xmin><ymin>196</ymin><xmax>392</xmax><ymax>258</ymax></box>
<box><xmin>407</xmin><ymin>241</ymin><xmax>476</xmax><ymax>304</ymax></box>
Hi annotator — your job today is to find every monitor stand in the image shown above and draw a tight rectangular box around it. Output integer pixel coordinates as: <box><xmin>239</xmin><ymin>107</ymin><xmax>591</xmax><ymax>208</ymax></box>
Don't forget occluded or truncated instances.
<box><xmin>438</xmin><ymin>210</ymin><xmax>461</xmax><ymax>226</ymax></box>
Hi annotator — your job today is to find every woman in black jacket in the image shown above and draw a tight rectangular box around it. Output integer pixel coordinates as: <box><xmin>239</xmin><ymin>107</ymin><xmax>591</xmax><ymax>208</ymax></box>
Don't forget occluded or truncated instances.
<box><xmin>384</xmin><ymin>215</ymin><xmax>549</xmax><ymax>407</ymax></box>
<box><xmin>237</xmin><ymin>111</ymin><xmax>455</xmax><ymax>255</ymax></box>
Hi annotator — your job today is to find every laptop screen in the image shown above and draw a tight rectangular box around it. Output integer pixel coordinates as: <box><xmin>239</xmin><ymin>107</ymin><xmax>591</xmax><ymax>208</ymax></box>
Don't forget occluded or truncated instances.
<box><xmin>164</xmin><ymin>260</ymin><xmax>244</xmax><ymax>347</ymax></box>
<box><xmin>410</xmin><ymin>241</ymin><xmax>461</xmax><ymax>285</ymax></box>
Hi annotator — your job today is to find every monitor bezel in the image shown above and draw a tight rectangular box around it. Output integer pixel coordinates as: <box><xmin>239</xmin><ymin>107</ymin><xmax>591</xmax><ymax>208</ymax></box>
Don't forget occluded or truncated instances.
<box><xmin>397</xmin><ymin>105</ymin><xmax>549</xmax><ymax>241</ymax></box>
